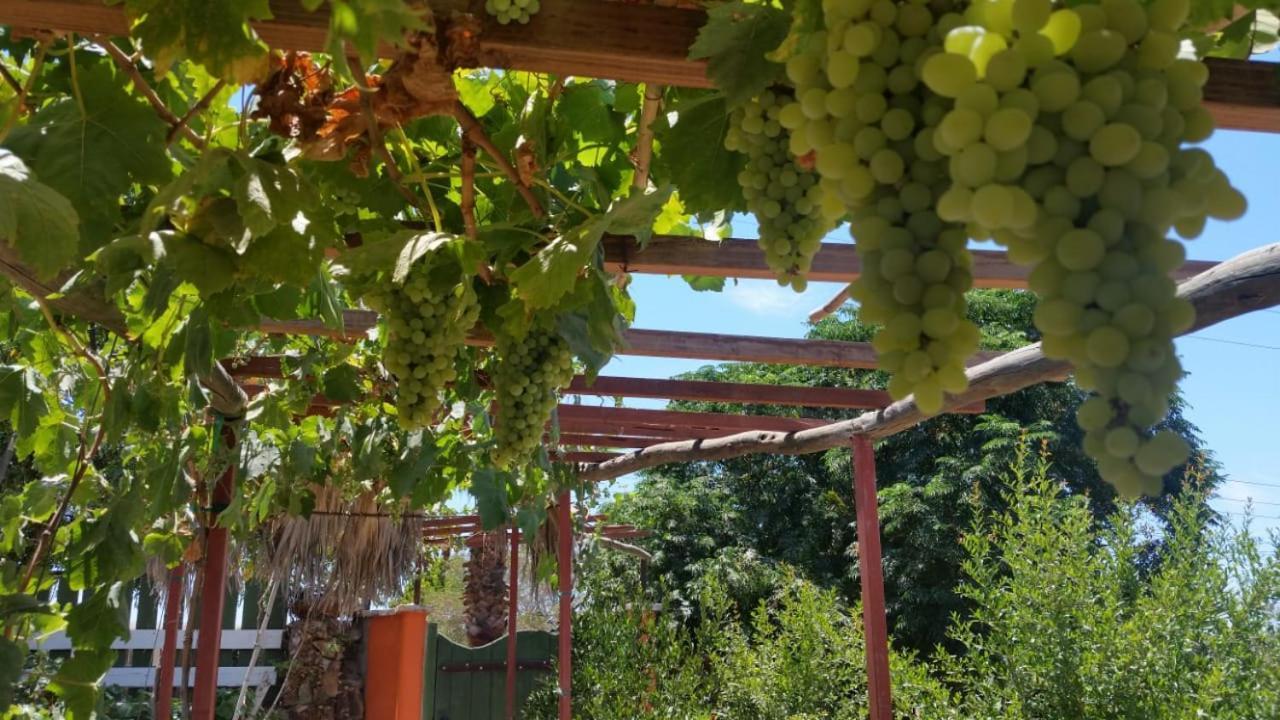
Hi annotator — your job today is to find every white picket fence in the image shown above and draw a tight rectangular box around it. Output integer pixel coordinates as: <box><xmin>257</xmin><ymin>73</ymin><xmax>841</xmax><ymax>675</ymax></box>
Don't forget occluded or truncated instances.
<box><xmin>30</xmin><ymin>581</ymin><xmax>286</xmax><ymax>690</ymax></box>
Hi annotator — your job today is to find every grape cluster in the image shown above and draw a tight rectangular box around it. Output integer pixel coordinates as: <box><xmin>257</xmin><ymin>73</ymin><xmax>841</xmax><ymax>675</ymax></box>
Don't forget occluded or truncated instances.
<box><xmin>922</xmin><ymin>0</ymin><xmax>1245</xmax><ymax>495</ymax></box>
<box><xmin>484</xmin><ymin>0</ymin><xmax>539</xmax><ymax>25</ymax></box>
<box><xmin>725</xmin><ymin>90</ymin><xmax>833</xmax><ymax>291</ymax></box>
<box><xmin>779</xmin><ymin>0</ymin><xmax>981</xmax><ymax>413</ymax></box>
<box><xmin>490</xmin><ymin>327</ymin><xmax>576</xmax><ymax>469</ymax></box>
<box><xmin>364</xmin><ymin>264</ymin><xmax>480</xmax><ymax>430</ymax></box>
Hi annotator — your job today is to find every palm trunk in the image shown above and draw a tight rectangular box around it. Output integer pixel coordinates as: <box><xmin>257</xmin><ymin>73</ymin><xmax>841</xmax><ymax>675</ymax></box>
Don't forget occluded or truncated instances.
<box><xmin>463</xmin><ymin>531</ymin><xmax>509</xmax><ymax>646</ymax></box>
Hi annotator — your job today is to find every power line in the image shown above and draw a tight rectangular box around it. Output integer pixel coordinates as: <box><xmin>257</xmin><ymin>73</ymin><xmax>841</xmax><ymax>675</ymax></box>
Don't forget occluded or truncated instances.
<box><xmin>1224</xmin><ymin>479</ymin><xmax>1280</xmax><ymax>490</ymax></box>
<box><xmin>1213</xmin><ymin>495</ymin><xmax>1280</xmax><ymax>508</ymax></box>
<box><xmin>1183</xmin><ymin>335</ymin><xmax>1280</xmax><ymax>352</ymax></box>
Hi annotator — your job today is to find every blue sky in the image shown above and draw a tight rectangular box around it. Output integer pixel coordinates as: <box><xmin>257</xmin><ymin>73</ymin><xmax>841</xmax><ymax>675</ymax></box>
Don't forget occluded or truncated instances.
<box><xmin>583</xmin><ymin>124</ymin><xmax>1280</xmax><ymax>543</ymax></box>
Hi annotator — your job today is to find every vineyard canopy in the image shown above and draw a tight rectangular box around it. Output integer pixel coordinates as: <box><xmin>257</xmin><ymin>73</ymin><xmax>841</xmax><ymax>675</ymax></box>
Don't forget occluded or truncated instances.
<box><xmin>1</xmin><ymin>0</ymin><xmax>1280</xmax><ymax>718</ymax></box>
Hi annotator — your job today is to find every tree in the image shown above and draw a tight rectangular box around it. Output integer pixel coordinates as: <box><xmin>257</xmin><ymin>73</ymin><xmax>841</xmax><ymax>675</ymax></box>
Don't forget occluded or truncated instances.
<box><xmin>607</xmin><ymin>290</ymin><xmax>1219</xmax><ymax>653</ymax></box>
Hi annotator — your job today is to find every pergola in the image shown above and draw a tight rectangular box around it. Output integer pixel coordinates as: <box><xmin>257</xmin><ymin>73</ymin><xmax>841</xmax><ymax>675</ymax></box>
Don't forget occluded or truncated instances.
<box><xmin>3</xmin><ymin>2</ymin><xmax>1280</xmax><ymax>720</ymax></box>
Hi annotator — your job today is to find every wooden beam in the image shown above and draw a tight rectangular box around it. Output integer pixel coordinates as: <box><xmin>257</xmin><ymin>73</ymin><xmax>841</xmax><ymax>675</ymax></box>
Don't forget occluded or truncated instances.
<box><xmin>555</xmin><ymin>451</ymin><xmax>621</xmax><ymax>464</ymax></box>
<box><xmin>579</xmin><ymin>242</ymin><xmax>1280</xmax><ymax>482</ymax></box>
<box><xmin>602</xmin><ymin>235</ymin><xmax>1215</xmax><ymax>289</ymax></box>
<box><xmin>569</xmin><ymin>375</ymin><xmax>888</xmax><ymax>409</ymax></box>
<box><xmin>556</xmin><ymin>404</ymin><xmax>828</xmax><ymax>433</ymax></box>
<box><xmin>560</xmin><ymin>427</ymin><xmax>680</xmax><ymax>445</ymax></box>
<box><xmin>4</xmin><ymin>3</ymin><xmax>1278</xmax><ymax>134</ymax></box>
<box><xmin>250</xmin><ymin>314</ymin><xmax>962</xmax><ymax>370</ymax></box>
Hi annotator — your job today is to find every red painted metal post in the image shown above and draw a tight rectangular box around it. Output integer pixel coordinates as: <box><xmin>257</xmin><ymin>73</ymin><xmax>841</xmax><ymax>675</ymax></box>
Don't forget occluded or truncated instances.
<box><xmin>852</xmin><ymin>435</ymin><xmax>893</xmax><ymax>720</ymax></box>
<box><xmin>154</xmin><ymin>564</ymin><xmax>185</xmax><ymax>719</ymax></box>
<box><xmin>556</xmin><ymin>491</ymin><xmax>573</xmax><ymax>720</ymax></box>
<box><xmin>192</xmin><ymin>423</ymin><xmax>238</xmax><ymax>720</ymax></box>
<box><xmin>505</xmin><ymin>525</ymin><xmax>520</xmax><ymax>720</ymax></box>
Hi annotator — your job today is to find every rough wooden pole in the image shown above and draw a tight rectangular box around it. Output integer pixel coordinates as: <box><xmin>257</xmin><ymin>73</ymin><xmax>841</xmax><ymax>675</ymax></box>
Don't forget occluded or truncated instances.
<box><xmin>556</xmin><ymin>492</ymin><xmax>573</xmax><ymax>720</ymax></box>
<box><xmin>852</xmin><ymin>435</ymin><xmax>892</xmax><ymax>720</ymax></box>
<box><xmin>154</xmin><ymin>564</ymin><xmax>186</xmax><ymax>719</ymax></box>
<box><xmin>191</xmin><ymin>423</ymin><xmax>238</xmax><ymax>720</ymax></box>
<box><xmin>506</xmin><ymin>525</ymin><xmax>520</xmax><ymax>720</ymax></box>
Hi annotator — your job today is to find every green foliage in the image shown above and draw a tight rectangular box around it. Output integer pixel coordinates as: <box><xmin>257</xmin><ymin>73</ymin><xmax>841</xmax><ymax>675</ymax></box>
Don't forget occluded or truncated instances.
<box><xmin>607</xmin><ymin>292</ymin><xmax>1219</xmax><ymax>653</ymax></box>
<box><xmin>118</xmin><ymin>0</ymin><xmax>273</xmax><ymax>81</ymax></box>
<box><xmin>536</xmin><ymin>458</ymin><xmax>1277</xmax><ymax>720</ymax></box>
<box><xmin>689</xmin><ymin>1</ymin><xmax>790</xmax><ymax>109</ymax></box>
<box><xmin>938</xmin><ymin>458</ymin><xmax>1280</xmax><ymax>720</ymax></box>
<box><xmin>0</xmin><ymin>151</ymin><xmax>79</xmax><ymax>278</ymax></box>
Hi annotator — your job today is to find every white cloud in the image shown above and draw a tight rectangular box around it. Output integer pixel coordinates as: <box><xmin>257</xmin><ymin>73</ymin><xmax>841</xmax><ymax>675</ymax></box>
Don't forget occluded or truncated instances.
<box><xmin>723</xmin><ymin>281</ymin><xmax>809</xmax><ymax>318</ymax></box>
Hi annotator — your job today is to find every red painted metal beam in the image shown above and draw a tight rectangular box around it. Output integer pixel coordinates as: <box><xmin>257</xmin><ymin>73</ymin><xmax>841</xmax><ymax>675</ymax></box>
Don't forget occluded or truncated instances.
<box><xmin>153</xmin><ymin>564</ymin><xmax>185</xmax><ymax>718</ymax></box>
<box><xmin>192</xmin><ymin>424</ymin><xmax>238</xmax><ymax>720</ymax></box>
<box><xmin>557</xmin><ymin>405</ymin><xmax>828</xmax><ymax>433</ymax></box>
<box><xmin>852</xmin><ymin>435</ymin><xmax>892</xmax><ymax>720</ymax></box>
<box><xmin>506</xmin><ymin>526</ymin><xmax>519</xmax><ymax>720</ymax></box>
<box><xmin>556</xmin><ymin>491</ymin><xmax>573</xmax><ymax>720</ymax></box>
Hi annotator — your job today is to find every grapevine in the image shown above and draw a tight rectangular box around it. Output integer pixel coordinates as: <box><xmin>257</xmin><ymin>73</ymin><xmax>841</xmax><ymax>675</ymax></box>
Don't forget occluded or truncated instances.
<box><xmin>490</xmin><ymin>325</ymin><xmax>576</xmax><ymax>469</ymax></box>
<box><xmin>725</xmin><ymin>89</ymin><xmax>835</xmax><ymax>291</ymax></box>
<box><xmin>917</xmin><ymin>0</ymin><xmax>1244</xmax><ymax>495</ymax></box>
<box><xmin>363</xmin><ymin>260</ymin><xmax>480</xmax><ymax>430</ymax></box>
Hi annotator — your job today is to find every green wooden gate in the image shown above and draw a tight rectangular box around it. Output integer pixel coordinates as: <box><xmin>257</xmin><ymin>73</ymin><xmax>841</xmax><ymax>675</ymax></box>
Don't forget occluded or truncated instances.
<box><xmin>421</xmin><ymin>624</ymin><xmax>556</xmax><ymax>720</ymax></box>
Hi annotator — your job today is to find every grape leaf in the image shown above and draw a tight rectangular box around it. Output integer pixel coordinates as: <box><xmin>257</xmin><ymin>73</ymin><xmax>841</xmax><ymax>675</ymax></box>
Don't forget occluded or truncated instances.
<box><xmin>119</xmin><ymin>0</ymin><xmax>273</xmax><ymax>82</ymax></box>
<box><xmin>326</xmin><ymin>0</ymin><xmax>429</xmax><ymax>68</ymax></box>
<box><xmin>47</xmin><ymin>648</ymin><xmax>115</xmax><ymax>719</ymax></box>
<box><xmin>393</xmin><ymin>231</ymin><xmax>461</xmax><ymax>284</ymax></box>
<box><xmin>0</xmin><ymin>637</ymin><xmax>24</xmax><ymax>710</ymax></box>
<box><xmin>600</xmin><ymin>186</ymin><xmax>674</xmax><ymax>247</ymax></box>
<box><xmin>239</xmin><ymin>225</ymin><xmax>323</xmax><ymax>288</ymax></box>
<box><xmin>689</xmin><ymin>1</ymin><xmax>788</xmax><ymax>108</ymax></box>
<box><xmin>652</xmin><ymin>93</ymin><xmax>745</xmax><ymax>217</ymax></box>
<box><xmin>0</xmin><ymin>150</ymin><xmax>80</xmax><ymax>279</ymax></box>
<box><xmin>683</xmin><ymin>274</ymin><xmax>727</xmax><ymax>292</ymax></box>
<box><xmin>508</xmin><ymin>221</ymin><xmax>604</xmax><ymax>311</ymax></box>
<box><xmin>163</xmin><ymin>235</ymin><xmax>238</xmax><ymax>296</ymax></box>
<box><xmin>469</xmin><ymin>467</ymin><xmax>510</xmax><ymax>529</ymax></box>
<box><xmin>557</xmin><ymin>82</ymin><xmax>624</xmax><ymax>144</ymax></box>
<box><xmin>322</xmin><ymin>364</ymin><xmax>362</xmax><ymax>403</ymax></box>
<box><xmin>183</xmin><ymin>307</ymin><xmax>214</xmax><ymax>380</ymax></box>
<box><xmin>6</xmin><ymin>61</ymin><xmax>170</xmax><ymax>253</ymax></box>
<box><xmin>232</xmin><ymin>157</ymin><xmax>308</xmax><ymax>239</ymax></box>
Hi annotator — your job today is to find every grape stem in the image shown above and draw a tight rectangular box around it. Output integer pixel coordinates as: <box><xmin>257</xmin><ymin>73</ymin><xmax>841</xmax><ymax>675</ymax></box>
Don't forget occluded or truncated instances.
<box><xmin>451</xmin><ymin>99</ymin><xmax>547</xmax><ymax>218</ymax></box>
<box><xmin>461</xmin><ymin>134</ymin><xmax>479</xmax><ymax>240</ymax></box>
<box><xmin>351</xmin><ymin>61</ymin><xmax>440</xmax><ymax>227</ymax></box>
<box><xmin>167</xmin><ymin>79</ymin><xmax>227</xmax><ymax>148</ymax></box>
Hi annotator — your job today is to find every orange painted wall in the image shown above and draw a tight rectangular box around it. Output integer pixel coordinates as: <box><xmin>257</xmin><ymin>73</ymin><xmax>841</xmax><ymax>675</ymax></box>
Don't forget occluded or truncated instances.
<box><xmin>364</xmin><ymin>608</ymin><xmax>428</xmax><ymax>720</ymax></box>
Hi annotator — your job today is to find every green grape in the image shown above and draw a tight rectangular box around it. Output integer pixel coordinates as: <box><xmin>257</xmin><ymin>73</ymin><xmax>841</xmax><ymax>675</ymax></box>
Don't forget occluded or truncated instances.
<box><xmin>376</xmin><ymin>260</ymin><xmax>480</xmax><ymax>430</ymax></box>
<box><xmin>1040</xmin><ymin>9</ymin><xmax>1083</xmax><ymax>55</ymax></box>
<box><xmin>984</xmin><ymin>107</ymin><xmax>1033</xmax><ymax>151</ymax></box>
<box><xmin>491</xmin><ymin>326</ymin><xmax>576</xmax><ymax>469</ymax></box>
<box><xmin>728</xmin><ymin>91</ymin><xmax>833</xmax><ymax>288</ymax></box>
<box><xmin>485</xmin><ymin>0</ymin><xmax>539</xmax><ymax>24</ymax></box>
<box><xmin>923</xmin><ymin>53</ymin><xmax>979</xmax><ymax>98</ymax></box>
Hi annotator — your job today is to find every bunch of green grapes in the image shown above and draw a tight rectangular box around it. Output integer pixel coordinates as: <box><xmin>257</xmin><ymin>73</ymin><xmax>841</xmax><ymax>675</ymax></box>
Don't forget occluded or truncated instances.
<box><xmin>490</xmin><ymin>326</ymin><xmax>576</xmax><ymax>469</ymax></box>
<box><xmin>364</xmin><ymin>263</ymin><xmax>480</xmax><ymax>430</ymax></box>
<box><xmin>777</xmin><ymin>0</ymin><xmax>981</xmax><ymax>413</ymax></box>
<box><xmin>484</xmin><ymin>0</ymin><xmax>539</xmax><ymax>25</ymax></box>
<box><xmin>725</xmin><ymin>89</ymin><xmax>833</xmax><ymax>291</ymax></box>
<box><xmin>922</xmin><ymin>0</ymin><xmax>1245</xmax><ymax>495</ymax></box>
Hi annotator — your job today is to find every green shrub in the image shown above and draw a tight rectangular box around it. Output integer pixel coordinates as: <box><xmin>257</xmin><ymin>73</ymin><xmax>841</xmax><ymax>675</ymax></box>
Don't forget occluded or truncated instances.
<box><xmin>528</xmin><ymin>450</ymin><xmax>1278</xmax><ymax>720</ymax></box>
<box><xmin>939</xmin><ymin>452</ymin><xmax>1280</xmax><ymax>720</ymax></box>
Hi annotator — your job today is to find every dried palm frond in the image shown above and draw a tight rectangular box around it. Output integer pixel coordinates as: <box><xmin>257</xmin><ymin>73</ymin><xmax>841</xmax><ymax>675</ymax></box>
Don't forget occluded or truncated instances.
<box><xmin>254</xmin><ymin>484</ymin><xmax>424</xmax><ymax>615</ymax></box>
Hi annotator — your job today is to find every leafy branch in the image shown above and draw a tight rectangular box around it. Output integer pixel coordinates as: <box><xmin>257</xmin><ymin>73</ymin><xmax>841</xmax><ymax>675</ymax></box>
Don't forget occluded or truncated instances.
<box><xmin>92</xmin><ymin>35</ymin><xmax>206</xmax><ymax>148</ymax></box>
<box><xmin>167</xmin><ymin>79</ymin><xmax>226</xmax><ymax>147</ymax></box>
<box><xmin>452</xmin><ymin>99</ymin><xmax>546</xmax><ymax>218</ymax></box>
<box><xmin>0</xmin><ymin>38</ymin><xmax>48</xmax><ymax>143</ymax></box>
<box><xmin>15</xmin><ymin>300</ymin><xmax>111</xmax><ymax>598</ymax></box>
